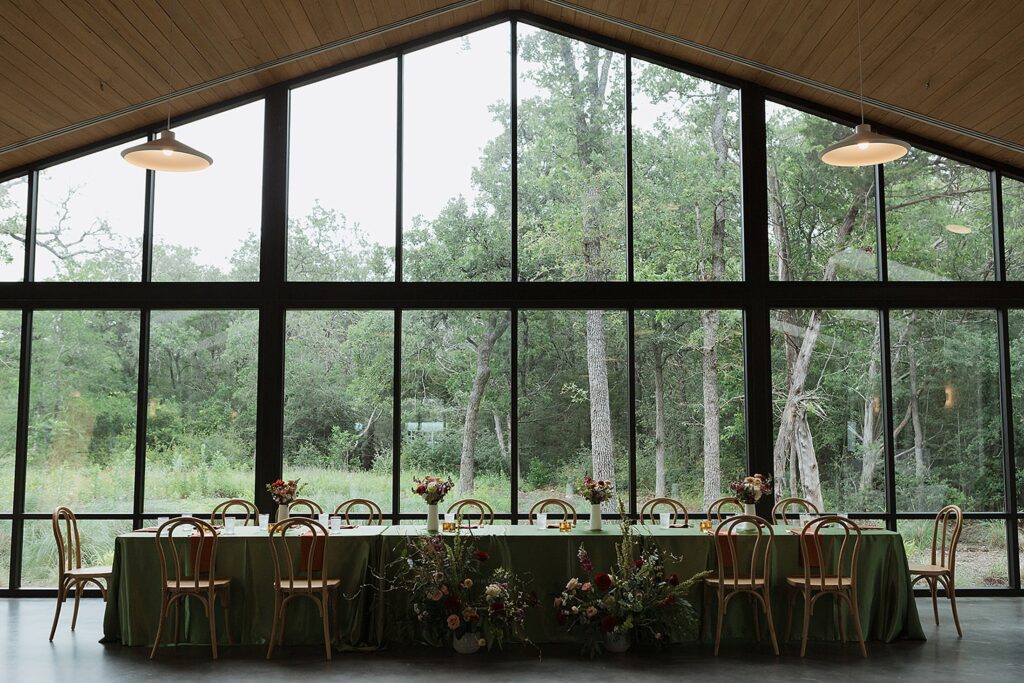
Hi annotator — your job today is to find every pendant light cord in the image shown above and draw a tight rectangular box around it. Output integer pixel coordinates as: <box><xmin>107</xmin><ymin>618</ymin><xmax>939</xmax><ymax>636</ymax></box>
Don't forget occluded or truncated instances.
<box><xmin>856</xmin><ymin>0</ymin><xmax>865</xmax><ymax>124</ymax></box>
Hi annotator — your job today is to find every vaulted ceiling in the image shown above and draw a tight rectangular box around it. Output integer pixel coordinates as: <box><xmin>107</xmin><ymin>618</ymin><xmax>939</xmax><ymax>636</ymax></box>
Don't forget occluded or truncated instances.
<box><xmin>1</xmin><ymin>0</ymin><xmax>1022</xmax><ymax>175</ymax></box>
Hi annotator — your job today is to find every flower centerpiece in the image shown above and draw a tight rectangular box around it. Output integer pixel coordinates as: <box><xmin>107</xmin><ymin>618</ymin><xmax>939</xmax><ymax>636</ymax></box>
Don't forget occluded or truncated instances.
<box><xmin>265</xmin><ymin>478</ymin><xmax>305</xmax><ymax>523</ymax></box>
<box><xmin>412</xmin><ymin>475</ymin><xmax>455</xmax><ymax>533</ymax></box>
<box><xmin>727</xmin><ymin>474</ymin><xmax>773</xmax><ymax>531</ymax></box>
<box><xmin>576</xmin><ymin>476</ymin><xmax>614</xmax><ymax>531</ymax></box>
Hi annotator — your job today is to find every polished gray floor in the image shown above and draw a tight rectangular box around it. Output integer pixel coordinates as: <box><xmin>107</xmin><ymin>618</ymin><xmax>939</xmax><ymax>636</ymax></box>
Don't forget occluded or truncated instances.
<box><xmin>3</xmin><ymin>596</ymin><xmax>1022</xmax><ymax>682</ymax></box>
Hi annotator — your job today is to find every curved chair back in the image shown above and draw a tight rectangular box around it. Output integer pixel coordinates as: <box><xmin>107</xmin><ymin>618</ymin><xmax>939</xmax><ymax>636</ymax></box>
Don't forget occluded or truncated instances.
<box><xmin>707</xmin><ymin>496</ymin><xmax>742</xmax><ymax>523</ymax></box>
<box><xmin>155</xmin><ymin>517</ymin><xmax>220</xmax><ymax>591</ymax></box>
<box><xmin>52</xmin><ymin>506</ymin><xmax>83</xmax><ymax>577</ymax></box>
<box><xmin>333</xmin><ymin>498</ymin><xmax>384</xmax><ymax>525</ymax></box>
<box><xmin>640</xmin><ymin>497</ymin><xmax>689</xmax><ymax>527</ymax></box>
<box><xmin>930</xmin><ymin>504</ymin><xmax>963</xmax><ymax>572</ymax></box>
<box><xmin>447</xmin><ymin>498</ymin><xmax>495</xmax><ymax>526</ymax></box>
<box><xmin>287</xmin><ymin>498</ymin><xmax>323</xmax><ymax>515</ymax></box>
<box><xmin>528</xmin><ymin>498</ymin><xmax>577</xmax><ymax>526</ymax></box>
<box><xmin>798</xmin><ymin>516</ymin><xmax>862</xmax><ymax>591</ymax></box>
<box><xmin>772</xmin><ymin>497</ymin><xmax>819</xmax><ymax>526</ymax></box>
<box><xmin>267</xmin><ymin>518</ymin><xmax>330</xmax><ymax>591</ymax></box>
<box><xmin>211</xmin><ymin>498</ymin><xmax>259</xmax><ymax>526</ymax></box>
<box><xmin>714</xmin><ymin>515</ymin><xmax>774</xmax><ymax>589</ymax></box>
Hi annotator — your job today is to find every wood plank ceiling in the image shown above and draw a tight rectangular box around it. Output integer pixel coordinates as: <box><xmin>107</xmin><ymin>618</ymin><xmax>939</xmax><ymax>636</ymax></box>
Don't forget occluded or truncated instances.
<box><xmin>0</xmin><ymin>0</ymin><xmax>1022</xmax><ymax>176</ymax></box>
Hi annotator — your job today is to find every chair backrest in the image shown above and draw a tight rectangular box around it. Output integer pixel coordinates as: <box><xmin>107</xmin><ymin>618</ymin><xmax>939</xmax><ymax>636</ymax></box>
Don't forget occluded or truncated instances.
<box><xmin>287</xmin><ymin>498</ymin><xmax>323</xmax><ymax>515</ymax></box>
<box><xmin>155</xmin><ymin>517</ymin><xmax>220</xmax><ymax>591</ymax></box>
<box><xmin>267</xmin><ymin>518</ymin><xmax>330</xmax><ymax>591</ymax></box>
<box><xmin>798</xmin><ymin>515</ymin><xmax>862</xmax><ymax>591</ymax></box>
<box><xmin>447</xmin><ymin>498</ymin><xmax>495</xmax><ymax>526</ymax></box>
<box><xmin>713</xmin><ymin>515</ymin><xmax>774</xmax><ymax>590</ymax></box>
<box><xmin>772</xmin><ymin>497</ymin><xmax>819</xmax><ymax>526</ymax></box>
<box><xmin>52</xmin><ymin>506</ymin><xmax>83</xmax><ymax>577</ymax></box>
<box><xmin>211</xmin><ymin>498</ymin><xmax>259</xmax><ymax>526</ymax></box>
<box><xmin>639</xmin><ymin>497</ymin><xmax>689</xmax><ymax>527</ymax></box>
<box><xmin>930</xmin><ymin>504</ymin><xmax>963</xmax><ymax>572</ymax></box>
<box><xmin>333</xmin><ymin>498</ymin><xmax>384</xmax><ymax>525</ymax></box>
<box><xmin>528</xmin><ymin>498</ymin><xmax>577</xmax><ymax>525</ymax></box>
<box><xmin>707</xmin><ymin>497</ymin><xmax>742</xmax><ymax>522</ymax></box>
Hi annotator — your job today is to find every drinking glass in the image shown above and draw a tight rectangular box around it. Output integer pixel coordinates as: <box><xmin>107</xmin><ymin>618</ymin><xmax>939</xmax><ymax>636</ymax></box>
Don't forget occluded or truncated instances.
<box><xmin>330</xmin><ymin>516</ymin><xmax>342</xmax><ymax>532</ymax></box>
<box><xmin>445</xmin><ymin>512</ymin><xmax>456</xmax><ymax>525</ymax></box>
<box><xmin>318</xmin><ymin>513</ymin><xmax>330</xmax><ymax>527</ymax></box>
<box><xmin>659</xmin><ymin>512</ymin><xmax>671</xmax><ymax>528</ymax></box>
<box><xmin>258</xmin><ymin>513</ymin><xmax>270</xmax><ymax>529</ymax></box>
<box><xmin>536</xmin><ymin>513</ymin><xmax>548</xmax><ymax>528</ymax></box>
<box><xmin>224</xmin><ymin>516</ymin><xmax>236</xmax><ymax>532</ymax></box>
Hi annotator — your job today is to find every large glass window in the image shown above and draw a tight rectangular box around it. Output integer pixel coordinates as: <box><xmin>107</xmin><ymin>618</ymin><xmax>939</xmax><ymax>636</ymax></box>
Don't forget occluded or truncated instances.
<box><xmin>21</xmin><ymin>519</ymin><xmax>131</xmax><ymax>588</ymax></box>
<box><xmin>0</xmin><ymin>311</ymin><xmax>20</xmax><ymax>511</ymax></box>
<box><xmin>1005</xmin><ymin>177</ymin><xmax>1024</xmax><ymax>279</ymax></box>
<box><xmin>152</xmin><ymin>102</ymin><xmax>264</xmax><ymax>282</ymax></box>
<box><xmin>289</xmin><ymin>61</ymin><xmax>397</xmax><ymax>281</ymax></box>
<box><xmin>0</xmin><ymin>176</ymin><xmax>27</xmax><ymax>280</ymax></box>
<box><xmin>403</xmin><ymin>26</ymin><xmax>511</xmax><ymax>282</ymax></box>
<box><xmin>144</xmin><ymin>310</ymin><xmax>258</xmax><ymax>512</ymax></box>
<box><xmin>517</xmin><ymin>26</ymin><xmax>626</xmax><ymax>282</ymax></box>
<box><xmin>632</xmin><ymin>61</ymin><xmax>741</xmax><ymax>281</ymax></box>
<box><xmin>1009</xmin><ymin>310</ymin><xmax>1024</xmax><ymax>512</ymax></box>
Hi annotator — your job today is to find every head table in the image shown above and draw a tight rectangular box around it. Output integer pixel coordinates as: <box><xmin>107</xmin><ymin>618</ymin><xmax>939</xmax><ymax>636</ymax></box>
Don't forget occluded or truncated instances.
<box><xmin>101</xmin><ymin>523</ymin><xmax>924</xmax><ymax>651</ymax></box>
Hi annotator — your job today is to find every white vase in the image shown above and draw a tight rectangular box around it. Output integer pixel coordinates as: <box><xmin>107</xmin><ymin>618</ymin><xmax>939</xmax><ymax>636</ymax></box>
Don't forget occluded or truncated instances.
<box><xmin>275</xmin><ymin>504</ymin><xmax>289</xmax><ymax>524</ymax></box>
<box><xmin>426</xmin><ymin>504</ymin><xmax>439</xmax><ymax>533</ymax></box>
<box><xmin>604</xmin><ymin>631</ymin><xmax>631</xmax><ymax>653</ymax></box>
<box><xmin>734</xmin><ymin>503</ymin><xmax>758</xmax><ymax>532</ymax></box>
<box><xmin>452</xmin><ymin>632</ymin><xmax>481</xmax><ymax>654</ymax></box>
<box><xmin>590</xmin><ymin>503</ymin><xmax>602</xmax><ymax>532</ymax></box>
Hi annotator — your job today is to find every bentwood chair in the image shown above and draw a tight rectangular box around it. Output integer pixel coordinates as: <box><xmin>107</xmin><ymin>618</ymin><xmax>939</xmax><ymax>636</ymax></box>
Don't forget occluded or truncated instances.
<box><xmin>211</xmin><ymin>498</ymin><xmax>259</xmax><ymax>526</ymax></box>
<box><xmin>772</xmin><ymin>497</ymin><xmax>819</xmax><ymax>526</ymax></box>
<box><xmin>705</xmin><ymin>516</ymin><xmax>779</xmax><ymax>655</ymax></box>
<box><xmin>287</xmin><ymin>498</ymin><xmax>324</xmax><ymax>515</ymax></box>
<box><xmin>528</xmin><ymin>498</ymin><xmax>577</xmax><ymax>526</ymax></box>
<box><xmin>151</xmin><ymin>517</ymin><xmax>233</xmax><ymax>659</ymax></box>
<box><xmin>266</xmin><ymin>518</ymin><xmax>340</xmax><ymax>660</ymax></box>
<box><xmin>707</xmin><ymin>497</ymin><xmax>743</xmax><ymax>523</ymax></box>
<box><xmin>909</xmin><ymin>505</ymin><xmax>964</xmax><ymax>636</ymax></box>
<box><xmin>640</xmin><ymin>497</ymin><xmax>689</xmax><ymax>527</ymax></box>
<box><xmin>333</xmin><ymin>498</ymin><xmax>384</xmax><ymax>525</ymax></box>
<box><xmin>49</xmin><ymin>507</ymin><xmax>112</xmax><ymax>641</ymax></box>
<box><xmin>786</xmin><ymin>516</ymin><xmax>866</xmax><ymax>657</ymax></box>
<box><xmin>447</xmin><ymin>498</ymin><xmax>495</xmax><ymax>526</ymax></box>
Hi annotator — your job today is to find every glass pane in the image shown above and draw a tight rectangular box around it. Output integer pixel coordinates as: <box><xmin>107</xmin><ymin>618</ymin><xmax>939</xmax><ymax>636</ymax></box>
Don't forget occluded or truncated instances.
<box><xmin>152</xmin><ymin>102</ymin><xmax>264</xmax><ymax>281</ymax></box>
<box><xmin>289</xmin><ymin>60</ymin><xmax>397</xmax><ymax>281</ymax></box>
<box><xmin>0</xmin><ymin>520</ymin><xmax>9</xmax><ymax>587</ymax></box>
<box><xmin>36</xmin><ymin>144</ymin><xmax>145</xmax><ymax>281</ymax></box>
<box><xmin>766</xmin><ymin>102</ymin><xmax>877</xmax><ymax>281</ymax></box>
<box><xmin>401</xmin><ymin>311</ymin><xmax>511</xmax><ymax>514</ymax></box>
<box><xmin>1009</xmin><ymin>310</ymin><xmax>1024</xmax><ymax>512</ymax></box>
<box><xmin>518</xmin><ymin>310</ymin><xmax>628</xmax><ymax>513</ymax></box>
<box><xmin>517</xmin><ymin>26</ymin><xmax>626</xmax><ymax>282</ymax></box>
<box><xmin>26</xmin><ymin>310</ymin><xmax>139</xmax><ymax>512</ymax></box>
<box><xmin>20</xmin><ymin>518</ymin><xmax>130</xmax><ymax>587</ymax></box>
<box><xmin>890</xmin><ymin>309</ymin><xmax>1002</xmax><ymax>512</ymax></box>
<box><xmin>885</xmin><ymin>149</ymin><xmax>993</xmax><ymax>281</ymax></box>
<box><xmin>635</xmin><ymin>310</ymin><xmax>745</xmax><ymax>511</ymax></box>
<box><xmin>403</xmin><ymin>25</ymin><xmax>511</xmax><ymax>282</ymax></box>
<box><xmin>0</xmin><ymin>176</ymin><xmax>27</xmax><ymax>280</ymax></box>
<box><xmin>772</xmin><ymin>310</ymin><xmax>885</xmax><ymax>513</ymax></box>
<box><xmin>0</xmin><ymin>311</ymin><xmax>20</xmax><ymax>512</ymax></box>
<box><xmin>632</xmin><ymin>60</ymin><xmax>741</xmax><ymax>281</ymax></box>
<box><xmin>144</xmin><ymin>310</ymin><xmax>259</xmax><ymax>512</ymax></box>
<box><xmin>1006</xmin><ymin>177</ymin><xmax>1024</xmax><ymax>280</ymax></box>
<box><xmin>899</xmin><ymin>518</ymin><xmax>1009</xmax><ymax>588</ymax></box>
<box><xmin>284</xmin><ymin>311</ymin><xmax>394</xmax><ymax>512</ymax></box>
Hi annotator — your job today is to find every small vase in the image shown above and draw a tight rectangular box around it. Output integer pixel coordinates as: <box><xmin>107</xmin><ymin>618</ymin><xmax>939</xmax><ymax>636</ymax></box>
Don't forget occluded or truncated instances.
<box><xmin>426</xmin><ymin>503</ymin><xmax>439</xmax><ymax>533</ymax></box>
<box><xmin>734</xmin><ymin>503</ymin><xmax>758</xmax><ymax>532</ymax></box>
<box><xmin>604</xmin><ymin>631</ymin><xmax>631</xmax><ymax>653</ymax></box>
<box><xmin>452</xmin><ymin>632</ymin><xmax>481</xmax><ymax>654</ymax></box>
<box><xmin>275</xmin><ymin>504</ymin><xmax>289</xmax><ymax>524</ymax></box>
<box><xmin>589</xmin><ymin>503</ymin><xmax>602</xmax><ymax>532</ymax></box>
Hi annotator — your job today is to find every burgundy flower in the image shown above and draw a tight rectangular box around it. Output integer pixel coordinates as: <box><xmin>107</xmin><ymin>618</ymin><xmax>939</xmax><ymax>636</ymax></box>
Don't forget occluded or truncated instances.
<box><xmin>443</xmin><ymin>595</ymin><xmax>461</xmax><ymax>612</ymax></box>
<box><xmin>594</xmin><ymin>572</ymin><xmax>613</xmax><ymax>592</ymax></box>
<box><xmin>526</xmin><ymin>591</ymin><xmax>540</xmax><ymax>607</ymax></box>
<box><xmin>556</xmin><ymin>611</ymin><xmax>567</xmax><ymax>625</ymax></box>
<box><xmin>660</xmin><ymin>594</ymin><xmax>676</xmax><ymax>606</ymax></box>
<box><xmin>634</xmin><ymin>558</ymin><xmax>644</xmax><ymax>570</ymax></box>
<box><xmin>577</xmin><ymin>547</ymin><xmax>593</xmax><ymax>573</ymax></box>
<box><xmin>667</xmin><ymin>573</ymin><xmax>679</xmax><ymax>586</ymax></box>
<box><xmin>490</xmin><ymin>600</ymin><xmax>505</xmax><ymax>613</ymax></box>
<box><xmin>474</xmin><ymin>550</ymin><xmax>490</xmax><ymax>562</ymax></box>
<box><xmin>600</xmin><ymin>615</ymin><xmax>618</xmax><ymax>632</ymax></box>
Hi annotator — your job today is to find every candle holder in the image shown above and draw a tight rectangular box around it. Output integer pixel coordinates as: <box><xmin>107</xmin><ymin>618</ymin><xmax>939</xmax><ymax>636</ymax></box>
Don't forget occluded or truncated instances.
<box><xmin>700</xmin><ymin>520</ymin><xmax>713</xmax><ymax>533</ymax></box>
<box><xmin>441</xmin><ymin>521</ymin><xmax>456</xmax><ymax>533</ymax></box>
<box><xmin>558</xmin><ymin>520</ymin><xmax>572</xmax><ymax>532</ymax></box>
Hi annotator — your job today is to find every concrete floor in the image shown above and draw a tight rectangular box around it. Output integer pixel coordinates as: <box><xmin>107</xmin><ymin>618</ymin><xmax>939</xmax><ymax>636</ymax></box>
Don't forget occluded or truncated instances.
<box><xmin>3</xmin><ymin>597</ymin><xmax>1022</xmax><ymax>682</ymax></box>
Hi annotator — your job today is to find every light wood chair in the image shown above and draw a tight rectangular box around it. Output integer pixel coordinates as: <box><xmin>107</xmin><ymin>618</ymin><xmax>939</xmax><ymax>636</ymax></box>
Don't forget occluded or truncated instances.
<box><xmin>909</xmin><ymin>505</ymin><xmax>964</xmax><ymax>636</ymax></box>
<box><xmin>150</xmin><ymin>517</ymin><xmax>233</xmax><ymax>659</ymax></box>
<box><xmin>211</xmin><ymin>498</ymin><xmax>259</xmax><ymax>526</ymax></box>
<box><xmin>333</xmin><ymin>498</ymin><xmax>384</xmax><ymax>525</ymax></box>
<box><xmin>266</xmin><ymin>518</ymin><xmax>340</xmax><ymax>660</ymax></box>
<box><xmin>49</xmin><ymin>506</ymin><xmax>112</xmax><ymax>641</ymax></box>
<box><xmin>287</xmin><ymin>498</ymin><xmax>324</xmax><ymax>515</ymax></box>
<box><xmin>527</xmin><ymin>498</ymin><xmax>577</xmax><ymax>526</ymax></box>
<box><xmin>785</xmin><ymin>515</ymin><xmax>866</xmax><ymax>657</ymax></box>
<box><xmin>707</xmin><ymin>496</ymin><xmax>743</xmax><ymax>523</ymax></box>
<box><xmin>640</xmin><ymin>497</ymin><xmax>689</xmax><ymax>527</ymax></box>
<box><xmin>447</xmin><ymin>498</ymin><xmax>495</xmax><ymax>526</ymax></box>
<box><xmin>705</xmin><ymin>515</ymin><xmax>779</xmax><ymax>655</ymax></box>
<box><xmin>772</xmin><ymin>497</ymin><xmax>819</xmax><ymax>526</ymax></box>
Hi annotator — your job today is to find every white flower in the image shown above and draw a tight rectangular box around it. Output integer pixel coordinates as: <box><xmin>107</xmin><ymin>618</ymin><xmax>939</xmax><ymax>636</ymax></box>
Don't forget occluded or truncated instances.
<box><xmin>566</xmin><ymin>578</ymin><xmax>579</xmax><ymax>590</ymax></box>
<box><xmin>427</xmin><ymin>481</ymin><xmax>438</xmax><ymax>492</ymax></box>
<box><xmin>477</xmin><ymin>638</ymin><xmax>486</xmax><ymax>647</ymax></box>
<box><xmin>485</xmin><ymin>583</ymin><xmax>502</xmax><ymax>598</ymax></box>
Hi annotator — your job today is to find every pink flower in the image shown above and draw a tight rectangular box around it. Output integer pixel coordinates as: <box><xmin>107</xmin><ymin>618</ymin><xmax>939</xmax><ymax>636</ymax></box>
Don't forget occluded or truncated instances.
<box><xmin>585</xmin><ymin>606</ymin><xmax>598</xmax><ymax>618</ymax></box>
<box><xmin>446</xmin><ymin>614</ymin><xmax>461</xmax><ymax>630</ymax></box>
<box><xmin>581</xmin><ymin>582</ymin><xmax>592</xmax><ymax>592</ymax></box>
<box><xmin>428</xmin><ymin>590</ymin><xmax>443</xmax><ymax>601</ymax></box>
<box><xmin>553</xmin><ymin>597</ymin><xmax>562</xmax><ymax>608</ymax></box>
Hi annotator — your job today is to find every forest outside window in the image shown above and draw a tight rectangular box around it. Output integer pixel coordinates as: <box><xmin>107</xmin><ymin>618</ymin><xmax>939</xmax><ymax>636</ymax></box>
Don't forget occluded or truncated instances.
<box><xmin>0</xmin><ymin>176</ymin><xmax>26</xmax><ymax>280</ymax></box>
<box><xmin>1005</xmin><ymin>177</ymin><xmax>1024</xmax><ymax>279</ymax></box>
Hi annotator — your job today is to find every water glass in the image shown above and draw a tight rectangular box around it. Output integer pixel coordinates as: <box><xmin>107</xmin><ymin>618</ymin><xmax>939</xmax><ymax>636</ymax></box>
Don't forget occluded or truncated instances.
<box><xmin>318</xmin><ymin>513</ymin><xmax>330</xmax><ymax>527</ymax></box>
<box><xmin>258</xmin><ymin>513</ymin><xmax>270</xmax><ymax>529</ymax></box>
<box><xmin>536</xmin><ymin>513</ymin><xmax>548</xmax><ymax>528</ymax></box>
<box><xmin>658</xmin><ymin>512</ymin><xmax>671</xmax><ymax>528</ymax></box>
<box><xmin>836</xmin><ymin>512</ymin><xmax>849</xmax><ymax>520</ymax></box>
<box><xmin>445</xmin><ymin>512</ymin><xmax>456</xmax><ymax>525</ymax></box>
<box><xmin>330</xmin><ymin>516</ymin><xmax>342</xmax><ymax>532</ymax></box>
<box><xmin>224</xmin><ymin>516</ymin><xmax>236</xmax><ymax>532</ymax></box>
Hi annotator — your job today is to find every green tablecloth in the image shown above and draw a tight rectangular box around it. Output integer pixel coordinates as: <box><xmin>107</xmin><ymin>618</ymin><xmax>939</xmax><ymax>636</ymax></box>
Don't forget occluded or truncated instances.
<box><xmin>102</xmin><ymin>524</ymin><xmax>924</xmax><ymax>650</ymax></box>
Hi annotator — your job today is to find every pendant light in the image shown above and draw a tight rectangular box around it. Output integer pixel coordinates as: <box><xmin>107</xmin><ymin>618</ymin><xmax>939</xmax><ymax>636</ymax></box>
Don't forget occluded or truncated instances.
<box><xmin>820</xmin><ymin>0</ymin><xmax>909</xmax><ymax>167</ymax></box>
<box><xmin>121</xmin><ymin>110</ymin><xmax>212</xmax><ymax>172</ymax></box>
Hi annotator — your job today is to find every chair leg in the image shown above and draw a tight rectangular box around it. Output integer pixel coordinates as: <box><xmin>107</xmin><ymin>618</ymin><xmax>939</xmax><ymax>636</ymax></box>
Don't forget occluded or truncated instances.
<box><xmin>70</xmin><ymin>582</ymin><xmax>82</xmax><ymax>631</ymax></box>
<box><xmin>800</xmin><ymin>592</ymin><xmax>812</xmax><ymax>657</ymax></box>
<box><xmin>49</xmin><ymin>577</ymin><xmax>69</xmax><ymax>641</ymax></box>
<box><xmin>762</xmin><ymin>591</ymin><xmax>780</xmax><ymax>656</ymax></box>
<box><xmin>173</xmin><ymin>598</ymin><xmax>181</xmax><ymax>644</ymax></box>
<box><xmin>266</xmin><ymin>593</ymin><xmax>281</xmax><ymax>660</ymax></box>
<box><xmin>320</xmin><ymin>593</ymin><xmax>332</xmax><ymax>661</ymax></box>
<box><xmin>219</xmin><ymin>588</ymin><xmax>234</xmax><ymax>646</ymax></box>
<box><xmin>207</xmin><ymin>596</ymin><xmax>218</xmax><ymax>660</ymax></box>
<box><xmin>847</xmin><ymin>591</ymin><xmax>867</xmax><ymax>658</ymax></box>
<box><xmin>150</xmin><ymin>593</ymin><xmax>169</xmax><ymax>660</ymax></box>
<box><xmin>713</xmin><ymin>590</ymin><xmax>725</xmax><ymax>657</ymax></box>
<box><xmin>946</xmin><ymin>576</ymin><xmax>963</xmax><ymax>638</ymax></box>
<box><xmin>837</xmin><ymin>594</ymin><xmax>847</xmax><ymax>643</ymax></box>
<box><xmin>750</xmin><ymin>592</ymin><xmax>761</xmax><ymax>642</ymax></box>
<box><xmin>929</xmin><ymin>576</ymin><xmax>940</xmax><ymax>625</ymax></box>
<box><xmin>785</xmin><ymin>589</ymin><xmax>797</xmax><ymax>642</ymax></box>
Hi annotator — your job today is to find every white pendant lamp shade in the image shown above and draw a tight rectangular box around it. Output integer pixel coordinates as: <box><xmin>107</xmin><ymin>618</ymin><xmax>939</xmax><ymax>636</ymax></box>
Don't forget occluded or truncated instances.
<box><xmin>121</xmin><ymin>130</ymin><xmax>212</xmax><ymax>172</ymax></box>
<box><xmin>820</xmin><ymin>124</ymin><xmax>910</xmax><ymax>167</ymax></box>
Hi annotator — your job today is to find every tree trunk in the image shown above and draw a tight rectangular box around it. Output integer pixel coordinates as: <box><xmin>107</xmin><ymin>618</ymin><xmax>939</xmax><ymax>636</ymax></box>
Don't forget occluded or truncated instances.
<box><xmin>653</xmin><ymin>348</ymin><xmax>667</xmax><ymax>497</ymax></box>
<box><xmin>907</xmin><ymin>342</ymin><xmax>926</xmax><ymax>480</ymax></box>
<box><xmin>586</xmin><ymin>309</ymin><xmax>615</xmax><ymax>488</ymax></box>
<box><xmin>859</xmin><ymin>322</ymin><xmax>882</xmax><ymax>493</ymax></box>
<box><xmin>493</xmin><ymin>410</ymin><xmax>508</xmax><ymax>465</ymax></box>
<box><xmin>458</xmin><ymin>313</ymin><xmax>510</xmax><ymax>495</ymax></box>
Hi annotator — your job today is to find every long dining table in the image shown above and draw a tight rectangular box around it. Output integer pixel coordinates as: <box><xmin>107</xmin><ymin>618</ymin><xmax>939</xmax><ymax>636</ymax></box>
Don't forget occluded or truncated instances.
<box><xmin>101</xmin><ymin>523</ymin><xmax>925</xmax><ymax>650</ymax></box>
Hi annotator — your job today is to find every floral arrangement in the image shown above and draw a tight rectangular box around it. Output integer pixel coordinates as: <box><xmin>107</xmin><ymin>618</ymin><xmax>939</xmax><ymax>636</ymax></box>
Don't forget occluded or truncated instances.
<box><xmin>265</xmin><ymin>478</ymin><xmax>305</xmax><ymax>505</ymax></box>
<box><xmin>728</xmin><ymin>473</ymin><xmax>773</xmax><ymax>504</ymax></box>
<box><xmin>575</xmin><ymin>476</ymin><xmax>615</xmax><ymax>504</ymax></box>
<box><xmin>411</xmin><ymin>475</ymin><xmax>455</xmax><ymax>505</ymax></box>
<box><xmin>554</xmin><ymin>500</ymin><xmax>707</xmax><ymax>656</ymax></box>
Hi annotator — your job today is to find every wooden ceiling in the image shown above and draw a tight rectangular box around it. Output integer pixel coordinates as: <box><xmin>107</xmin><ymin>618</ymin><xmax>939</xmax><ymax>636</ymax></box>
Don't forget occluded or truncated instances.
<box><xmin>1</xmin><ymin>0</ymin><xmax>1022</xmax><ymax>176</ymax></box>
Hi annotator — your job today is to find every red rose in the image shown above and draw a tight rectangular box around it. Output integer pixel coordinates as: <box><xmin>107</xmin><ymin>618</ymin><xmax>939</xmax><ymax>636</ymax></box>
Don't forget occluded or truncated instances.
<box><xmin>474</xmin><ymin>551</ymin><xmax>490</xmax><ymax>562</ymax></box>
<box><xmin>443</xmin><ymin>595</ymin><xmax>461</xmax><ymax>611</ymax></box>
<box><xmin>490</xmin><ymin>600</ymin><xmax>505</xmax><ymax>613</ymax></box>
<box><xmin>634</xmin><ymin>559</ymin><xmax>644</xmax><ymax>570</ymax></box>
<box><xmin>660</xmin><ymin>594</ymin><xmax>676</xmax><ymax>606</ymax></box>
<box><xmin>594</xmin><ymin>572</ymin><xmax>613</xmax><ymax>591</ymax></box>
<box><xmin>600</xmin><ymin>615</ymin><xmax>618</xmax><ymax>632</ymax></box>
<box><xmin>667</xmin><ymin>573</ymin><xmax>679</xmax><ymax>586</ymax></box>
